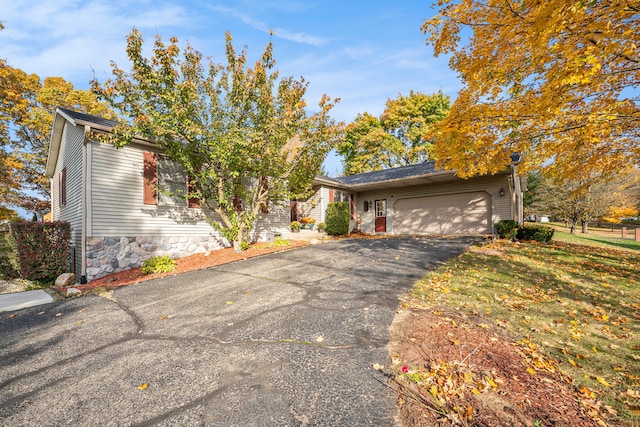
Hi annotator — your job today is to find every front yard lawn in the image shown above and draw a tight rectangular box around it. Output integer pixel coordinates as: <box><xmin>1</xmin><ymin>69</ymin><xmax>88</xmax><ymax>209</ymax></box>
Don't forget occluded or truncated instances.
<box><xmin>392</xmin><ymin>238</ymin><xmax>639</xmax><ymax>426</ymax></box>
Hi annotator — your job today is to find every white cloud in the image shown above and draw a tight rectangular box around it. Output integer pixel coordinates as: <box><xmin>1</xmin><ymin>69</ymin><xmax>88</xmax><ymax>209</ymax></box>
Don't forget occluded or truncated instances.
<box><xmin>207</xmin><ymin>5</ymin><xmax>327</xmax><ymax>46</ymax></box>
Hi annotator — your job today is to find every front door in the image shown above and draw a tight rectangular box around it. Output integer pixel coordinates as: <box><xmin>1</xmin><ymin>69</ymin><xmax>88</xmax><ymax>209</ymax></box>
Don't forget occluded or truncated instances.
<box><xmin>290</xmin><ymin>200</ymin><xmax>299</xmax><ymax>222</ymax></box>
<box><xmin>375</xmin><ymin>199</ymin><xmax>387</xmax><ymax>232</ymax></box>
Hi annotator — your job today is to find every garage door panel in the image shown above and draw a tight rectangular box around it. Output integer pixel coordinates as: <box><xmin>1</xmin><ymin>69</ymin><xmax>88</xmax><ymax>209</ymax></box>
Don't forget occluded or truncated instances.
<box><xmin>394</xmin><ymin>192</ymin><xmax>491</xmax><ymax>235</ymax></box>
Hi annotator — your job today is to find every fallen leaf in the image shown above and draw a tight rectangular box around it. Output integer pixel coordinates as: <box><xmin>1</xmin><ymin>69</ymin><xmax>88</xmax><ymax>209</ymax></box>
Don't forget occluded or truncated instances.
<box><xmin>76</xmin><ymin>320</ymin><xmax>83</xmax><ymax>325</ymax></box>
<box><xmin>595</xmin><ymin>376</ymin><xmax>611</xmax><ymax>387</ymax></box>
<box><xmin>8</xmin><ymin>313</ymin><xmax>17</xmax><ymax>318</ymax></box>
<box><xmin>79</xmin><ymin>308</ymin><xmax>87</xmax><ymax>313</ymax></box>
<box><xmin>486</xmin><ymin>376</ymin><xmax>497</xmax><ymax>388</ymax></box>
<box><xmin>55</xmin><ymin>312</ymin><xmax>63</xmax><ymax>317</ymax></box>
<box><xmin>526</xmin><ymin>367</ymin><xmax>537</xmax><ymax>375</ymax></box>
<box><xmin>38</xmin><ymin>311</ymin><xmax>45</xmax><ymax>315</ymax></box>
<box><xmin>372</xmin><ymin>363</ymin><xmax>384</xmax><ymax>371</ymax></box>
<box><xmin>315</xmin><ymin>336</ymin><xmax>324</xmax><ymax>343</ymax></box>
<box><xmin>159</xmin><ymin>315</ymin><xmax>168</xmax><ymax>320</ymax></box>
<box><xmin>137</xmin><ymin>383</ymin><xmax>148</xmax><ymax>390</ymax></box>
<box><xmin>226</xmin><ymin>301</ymin><xmax>233</xmax><ymax>305</ymax></box>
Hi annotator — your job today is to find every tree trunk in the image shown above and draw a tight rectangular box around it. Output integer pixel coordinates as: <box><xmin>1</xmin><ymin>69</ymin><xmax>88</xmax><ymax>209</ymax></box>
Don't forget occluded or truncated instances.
<box><xmin>570</xmin><ymin>222</ymin><xmax>577</xmax><ymax>234</ymax></box>
<box><xmin>581</xmin><ymin>220</ymin><xmax>589</xmax><ymax>234</ymax></box>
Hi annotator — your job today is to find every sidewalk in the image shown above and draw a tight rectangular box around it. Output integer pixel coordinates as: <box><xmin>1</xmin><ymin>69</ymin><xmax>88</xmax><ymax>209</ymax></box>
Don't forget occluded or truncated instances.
<box><xmin>287</xmin><ymin>229</ymin><xmax>329</xmax><ymax>242</ymax></box>
<box><xmin>0</xmin><ymin>289</ymin><xmax>55</xmax><ymax>312</ymax></box>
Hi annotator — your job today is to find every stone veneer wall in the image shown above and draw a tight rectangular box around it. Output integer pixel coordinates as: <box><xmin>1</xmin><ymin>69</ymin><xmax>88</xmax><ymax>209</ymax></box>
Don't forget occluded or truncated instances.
<box><xmin>85</xmin><ymin>236</ymin><xmax>227</xmax><ymax>282</ymax></box>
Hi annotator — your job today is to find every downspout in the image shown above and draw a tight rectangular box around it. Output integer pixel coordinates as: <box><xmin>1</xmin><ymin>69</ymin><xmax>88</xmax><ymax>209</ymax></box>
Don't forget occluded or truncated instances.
<box><xmin>80</xmin><ymin>125</ymin><xmax>90</xmax><ymax>283</ymax></box>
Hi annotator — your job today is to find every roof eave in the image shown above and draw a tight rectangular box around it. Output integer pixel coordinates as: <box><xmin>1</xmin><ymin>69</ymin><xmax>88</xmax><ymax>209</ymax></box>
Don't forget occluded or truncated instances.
<box><xmin>45</xmin><ymin>110</ymin><xmax>67</xmax><ymax>177</ymax></box>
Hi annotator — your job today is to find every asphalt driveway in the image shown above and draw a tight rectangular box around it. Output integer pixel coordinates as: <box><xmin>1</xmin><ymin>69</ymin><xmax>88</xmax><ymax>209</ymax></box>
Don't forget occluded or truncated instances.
<box><xmin>0</xmin><ymin>237</ymin><xmax>482</xmax><ymax>426</ymax></box>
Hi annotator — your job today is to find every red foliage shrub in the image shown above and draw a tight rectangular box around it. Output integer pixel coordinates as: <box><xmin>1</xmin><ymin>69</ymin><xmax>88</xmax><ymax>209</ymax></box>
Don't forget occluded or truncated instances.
<box><xmin>10</xmin><ymin>221</ymin><xmax>71</xmax><ymax>283</ymax></box>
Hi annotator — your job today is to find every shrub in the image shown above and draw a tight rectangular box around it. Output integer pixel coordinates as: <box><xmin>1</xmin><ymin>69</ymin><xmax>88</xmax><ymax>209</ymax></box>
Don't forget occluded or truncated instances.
<box><xmin>0</xmin><ymin>232</ymin><xmax>19</xmax><ymax>279</ymax></box>
<box><xmin>325</xmin><ymin>202</ymin><xmax>350</xmax><ymax>235</ymax></box>
<box><xmin>317</xmin><ymin>222</ymin><xmax>327</xmax><ymax>232</ymax></box>
<box><xmin>10</xmin><ymin>221</ymin><xmax>71</xmax><ymax>284</ymax></box>
<box><xmin>517</xmin><ymin>225</ymin><xmax>555</xmax><ymax>243</ymax></box>
<box><xmin>494</xmin><ymin>220</ymin><xmax>519</xmax><ymax>240</ymax></box>
<box><xmin>141</xmin><ymin>255</ymin><xmax>177</xmax><ymax>274</ymax></box>
<box><xmin>290</xmin><ymin>221</ymin><xmax>301</xmax><ymax>231</ymax></box>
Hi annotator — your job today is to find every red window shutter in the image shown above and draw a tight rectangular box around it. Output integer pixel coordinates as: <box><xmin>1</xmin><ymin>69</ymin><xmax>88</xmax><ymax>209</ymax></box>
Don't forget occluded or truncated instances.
<box><xmin>62</xmin><ymin>167</ymin><xmax>67</xmax><ymax>206</ymax></box>
<box><xmin>349</xmin><ymin>193</ymin><xmax>355</xmax><ymax>219</ymax></box>
<box><xmin>232</xmin><ymin>195</ymin><xmax>243</xmax><ymax>212</ymax></box>
<box><xmin>143</xmin><ymin>152</ymin><xmax>158</xmax><ymax>205</ymax></box>
<box><xmin>187</xmin><ymin>176</ymin><xmax>200</xmax><ymax>208</ymax></box>
<box><xmin>58</xmin><ymin>167</ymin><xmax>67</xmax><ymax>207</ymax></box>
<box><xmin>329</xmin><ymin>189</ymin><xmax>334</xmax><ymax>203</ymax></box>
<box><xmin>260</xmin><ymin>177</ymin><xmax>269</xmax><ymax>214</ymax></box>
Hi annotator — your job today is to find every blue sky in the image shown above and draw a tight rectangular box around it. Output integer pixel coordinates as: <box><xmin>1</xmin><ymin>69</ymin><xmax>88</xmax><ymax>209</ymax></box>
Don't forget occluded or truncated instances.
<box><xmin>1</xmin><ymin>0</ymin><xmax>460</xmax><ymax>176</ymax></box>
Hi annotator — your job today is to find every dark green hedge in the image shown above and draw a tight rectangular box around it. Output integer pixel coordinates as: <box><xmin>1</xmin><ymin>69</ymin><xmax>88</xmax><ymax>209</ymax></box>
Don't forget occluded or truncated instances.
<box><xmin>494</xmin><ymin>220</ymin><xmax>554</xmax><ymax>243</ymax></box>
<box><xmin>11</xmin><ymin>221</ymin><xmax>71</xmax><ymax>284</ymax></box>
<box><xmin>494</xmin><ymin>220</ymin><xmax>519</xmax><ymax>240</ymax></box>
<box><xmin>516</xmin><ymin>225</ymin><xmax>555</xmax><ymax>243</ymax></box>
<box><xmin>325</xmin><ymin>202</ymin><xmax>350</xmax><ymax>235</ymax></box>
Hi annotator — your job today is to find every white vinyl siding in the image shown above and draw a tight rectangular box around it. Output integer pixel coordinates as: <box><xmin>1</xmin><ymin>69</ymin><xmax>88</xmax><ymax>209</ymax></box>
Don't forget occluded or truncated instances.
<box><xmin>89</xmin><ymin>140</ymin><xmax>289</xmax><ymax>240</ymax></box>
<box><xmin>90</xmin><ymin>141</ymin><xmax>218</xmax><ymax>237</ymax></box>
<box><xmin>51</xmin><ymin>122</ymin><xmax>85</xmax><ymax>275</ymax></box>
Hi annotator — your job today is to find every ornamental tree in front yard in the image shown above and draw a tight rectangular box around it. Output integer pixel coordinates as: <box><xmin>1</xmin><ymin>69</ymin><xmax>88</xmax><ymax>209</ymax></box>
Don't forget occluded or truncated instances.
<box><xmin>92</xmin><ymin>29</ymin><xmax>341</xmax><ymax>249</ymax></box>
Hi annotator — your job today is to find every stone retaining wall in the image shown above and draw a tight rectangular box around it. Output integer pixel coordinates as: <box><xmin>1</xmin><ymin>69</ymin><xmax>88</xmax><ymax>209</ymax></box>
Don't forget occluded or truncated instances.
<box><xmin>85</xmin><ymin>236</ymin><xmax>227</xmax><ymax>282</ymax></box>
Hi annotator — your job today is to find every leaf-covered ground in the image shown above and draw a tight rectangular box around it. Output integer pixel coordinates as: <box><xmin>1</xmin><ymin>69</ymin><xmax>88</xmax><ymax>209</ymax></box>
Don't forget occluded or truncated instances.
<box><xmin>390</xmin><ymin>239</ymin><xmax>640</xmax><ymax>426</ymax></box>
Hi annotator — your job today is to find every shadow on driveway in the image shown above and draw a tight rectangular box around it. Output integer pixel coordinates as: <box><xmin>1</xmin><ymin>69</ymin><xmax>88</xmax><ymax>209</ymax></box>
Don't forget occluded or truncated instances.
<box><xmin>0</xmin><ymin>236</ymin><xmax>483</xmax><ymax>426</ymax></box>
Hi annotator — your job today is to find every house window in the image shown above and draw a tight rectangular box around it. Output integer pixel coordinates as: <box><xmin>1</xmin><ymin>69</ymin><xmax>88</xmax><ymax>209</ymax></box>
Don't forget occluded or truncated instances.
<box><xmin>143</xmin><ymin>152</ymin><xmax>199</xmax><ymax>207</ymax></box>
<box><xmin>58</xmin><ymin>167</ymin><xmax>67</xmax><ymax>207</ymax></box>
<box><xmin>334</xmin><ymin>190</ymin><xmax>350</xmax><ymax>202</ymax></box>
<box><xmin>158</xmin><ymin>156</ymin><xmax>187</xmax><ymax>206</ymax></box>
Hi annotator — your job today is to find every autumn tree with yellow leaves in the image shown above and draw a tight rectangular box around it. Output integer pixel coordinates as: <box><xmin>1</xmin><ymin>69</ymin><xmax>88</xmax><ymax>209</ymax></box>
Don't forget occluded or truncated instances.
<box><xmin>422</xmin><ymin>0</ymin><xmax>639</xmax><ymax>179</ymax></box>
<box><xmin>0</xmin><ymin>60</ymin><xmax>114</xmax><ymax>215</ymax></box>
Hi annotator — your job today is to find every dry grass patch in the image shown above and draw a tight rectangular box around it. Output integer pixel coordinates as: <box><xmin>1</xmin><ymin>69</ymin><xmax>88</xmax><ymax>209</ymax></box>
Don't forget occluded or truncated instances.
<box><xmin>392</xmin><ymin>239</ymin><xmax>639</xmax><ymax>426</ymax></box>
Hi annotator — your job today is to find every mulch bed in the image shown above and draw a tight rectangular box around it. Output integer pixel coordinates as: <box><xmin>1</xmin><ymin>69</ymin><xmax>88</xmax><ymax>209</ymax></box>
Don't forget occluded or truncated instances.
<box><xmin>63</xmin><ymin>240</ymin><xmax>309</xmax><ymax>294</ymax></box>
<box><xmin>389</xmin><ymin>306</ymin><xmax>601</xmax><ymax>426</ymax></box>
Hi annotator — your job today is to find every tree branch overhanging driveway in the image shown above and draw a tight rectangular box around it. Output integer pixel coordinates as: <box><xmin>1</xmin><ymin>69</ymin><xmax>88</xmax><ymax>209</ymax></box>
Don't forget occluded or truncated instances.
<box><xmin>0</xmin><ymin>237</ymin><xmax>483</xmax><ymax>426</ymax></box>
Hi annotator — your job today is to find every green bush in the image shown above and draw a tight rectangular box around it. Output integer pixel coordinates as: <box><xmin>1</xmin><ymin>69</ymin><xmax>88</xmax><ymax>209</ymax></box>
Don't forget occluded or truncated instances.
<box><xmin>11</xmin><ymin>221</ymin><xmax>71</xmax><ymax>284</ymax></box>
<box><xmin>517</xmin><ymin>226</ymin><xmax>555</xmax><ymax>243</ymax></box>
<box><xmin>494</xmin><ymin>220</ymin><xmax>519</xmax><ymax>240</ymax></box>
<box><xmin>290</xmin><ymin>221</ymin><xmax>301</xmax><ymax>231</ymax></box>
<box><xmin>141</xmin><ymin>255</ymin><xmax>177</xmax><ymax>274</ymax></box>
<box><xmin>325</xmin><ymin>202</ymin><xmax>350</xmax><ymax>235</ymax></box>
<box><xmin>317</xmin><ymin>222</ymin><xmax>327</xmax><ymax>232</ymax></box>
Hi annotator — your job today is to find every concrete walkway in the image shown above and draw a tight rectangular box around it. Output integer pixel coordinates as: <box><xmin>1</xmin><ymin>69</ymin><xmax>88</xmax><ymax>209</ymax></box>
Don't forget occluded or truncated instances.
<box><xmin>0</xmin><ymin>289</ymin><xmax>54</xmax><ymax>312</ymax></box>
<box><xmin>0</xmin><ymin>237</ymin><xmax>482</xmax><ymax>426</ymax></box>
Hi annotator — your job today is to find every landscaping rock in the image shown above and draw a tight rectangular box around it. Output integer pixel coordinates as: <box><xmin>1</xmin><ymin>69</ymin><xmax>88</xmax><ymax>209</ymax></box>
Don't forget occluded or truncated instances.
<box><xmin>66</xmin><ymin>287</ymin><xmax>82</xmax><ymax>297</ymax></box>
<box><xmin>55</xmin><ymin>273</ymin><xmax>76</xmax><ymax>287</ymax></box>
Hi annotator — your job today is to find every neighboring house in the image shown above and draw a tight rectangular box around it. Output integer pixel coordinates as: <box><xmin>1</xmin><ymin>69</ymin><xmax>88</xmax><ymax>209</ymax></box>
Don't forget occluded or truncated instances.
<box><xmin>45</xmin><ymin>108</ymin><xmax>290</xmax><ymax>283</ymax></box>
<box><xmin>294</xmin><ymin>157</ymin><xmax>525</xmax><ymax>235</ymax></box>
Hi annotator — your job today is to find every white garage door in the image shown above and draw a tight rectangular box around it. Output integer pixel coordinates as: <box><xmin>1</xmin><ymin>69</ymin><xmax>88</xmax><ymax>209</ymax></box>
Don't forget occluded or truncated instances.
<box><xmin>393</xmin><ymin>192</ymin><xmax>491</xmax><ymax>235</ymax></box>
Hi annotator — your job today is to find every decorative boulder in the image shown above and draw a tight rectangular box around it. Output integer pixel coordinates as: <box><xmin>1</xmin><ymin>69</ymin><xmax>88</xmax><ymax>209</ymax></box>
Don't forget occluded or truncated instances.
<box><xmin>55</xmin><ymin>273</ymin><xmax>76</xmax><ymax>287</ymax></box>
<box><xmin>66</xmin><ymin>288</ymin><xmax>82</xmax><ymax>297</ymax></box>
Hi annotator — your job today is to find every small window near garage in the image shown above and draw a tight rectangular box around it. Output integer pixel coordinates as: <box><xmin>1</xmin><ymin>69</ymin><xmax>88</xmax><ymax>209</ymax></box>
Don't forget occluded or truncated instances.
<box><xmin>334</xmin><ymin>190</ymin><xmax>350</xmax><ymax>203</ymax></box>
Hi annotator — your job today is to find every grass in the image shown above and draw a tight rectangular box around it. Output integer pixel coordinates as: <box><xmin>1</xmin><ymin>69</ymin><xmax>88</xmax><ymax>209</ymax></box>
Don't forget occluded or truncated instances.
<box><xmin>553</xmin><ymin>230</ymin><xmax>640</xmax><ymax>252</ymax></box>
<box><xmin>408</xmin><ymin>237</ymin><xmax>640</xmax><ymax>425</ymax></box>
